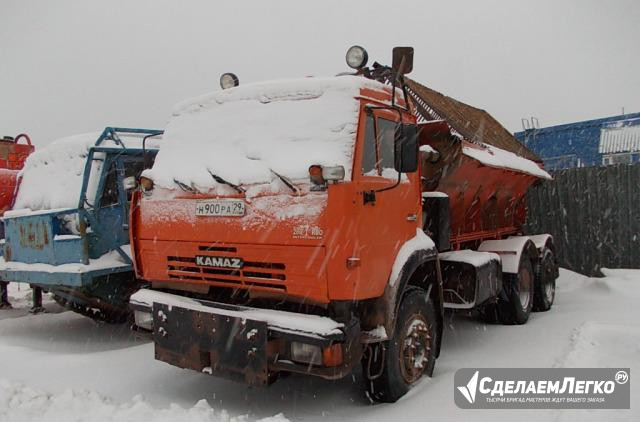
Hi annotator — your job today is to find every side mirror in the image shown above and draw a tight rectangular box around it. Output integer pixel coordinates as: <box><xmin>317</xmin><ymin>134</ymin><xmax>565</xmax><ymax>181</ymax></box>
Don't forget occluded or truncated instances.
<box><xmin>394</xmin><ymin>124</ymin><xmax>419</xmax><ymax>173</ymax></box>
<box><xmin>123</xmin><ymin>176</ymin><xmax>137</xmax><ymax>191</ymax></box>
<box><xmin>392</xmin><ymin>47</ymin><xmax>414</xmax><ymax>76</ymax></box>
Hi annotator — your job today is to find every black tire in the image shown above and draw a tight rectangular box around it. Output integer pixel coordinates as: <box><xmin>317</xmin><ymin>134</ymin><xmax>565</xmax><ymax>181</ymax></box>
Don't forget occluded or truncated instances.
<box><xmin>364</xmin><ymin>288</ymin><xmax>438</xmax><ymax>403</ymax></box>
<box><xmin>496</xmin><ymin>255</ymin><xmax>535</xmax><ymax>325</ymax></box>
<box><xmin>533</xmin><ymin>248</ymin><xmax>557</xmax><ymax>312</ymax></box>
<box><xmin>477</xmin><ymin>300</ymin><xmax>501</xmax><ymax>324</ymax></box>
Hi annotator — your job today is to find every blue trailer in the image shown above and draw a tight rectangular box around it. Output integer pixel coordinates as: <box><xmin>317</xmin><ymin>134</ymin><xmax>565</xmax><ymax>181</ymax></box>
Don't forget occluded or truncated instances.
<box><xmin>0</xmin><ymin>127</ymin><xmax>162</xmax><ymax>321</ymax></box>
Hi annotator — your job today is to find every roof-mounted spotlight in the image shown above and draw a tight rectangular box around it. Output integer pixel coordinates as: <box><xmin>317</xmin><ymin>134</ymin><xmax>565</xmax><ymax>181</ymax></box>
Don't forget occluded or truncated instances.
<box><xmin>220</xmin><ymin>73</ymin><xmax>239</xmax><ymax>90</ymax></box>
<box><xmin>345</xmin><ymin>45</ymin><xmax>368</xmax><ymax>70</ymax></box>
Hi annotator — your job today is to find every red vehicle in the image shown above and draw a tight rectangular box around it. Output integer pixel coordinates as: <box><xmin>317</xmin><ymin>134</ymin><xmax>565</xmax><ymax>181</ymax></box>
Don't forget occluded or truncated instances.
<box><xmin>129</xmin><ymin>46</ymin><xmax>558</xmax><ymax>402</ymax></box>
<box><xmin>0</xmin><ymin>134</ymin><xmax>33</xmax><ymax>214</ymax></box>
<box><xmin>1</xmin><ymin>133</ymin><xmax>33</xmax><ymax>306</ymax></box>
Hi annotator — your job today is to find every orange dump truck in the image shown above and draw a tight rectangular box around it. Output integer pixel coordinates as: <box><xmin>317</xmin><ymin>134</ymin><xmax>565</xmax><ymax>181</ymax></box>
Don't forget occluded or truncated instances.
<box><xmin>129</xmin><ymin>47</ymin><xmax>558</xmax><ymax>402</ymax></box>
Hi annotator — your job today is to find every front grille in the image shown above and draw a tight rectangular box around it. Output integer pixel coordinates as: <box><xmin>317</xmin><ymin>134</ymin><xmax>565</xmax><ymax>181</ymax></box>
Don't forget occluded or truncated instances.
<box><xmin>166</xmin><ymin>253</ymin><xmax>287</xmax><ymax>292</ymax></box>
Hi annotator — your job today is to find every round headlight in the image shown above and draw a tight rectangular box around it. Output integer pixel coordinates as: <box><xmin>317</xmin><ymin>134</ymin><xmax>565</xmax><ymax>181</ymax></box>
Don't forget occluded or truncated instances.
<box><xmin>220</xmin><ymin>73</ymin><xmax>239</xmax><ymax>90</ymax></box>
<box><xmin>345</xmin><ymin>45</ymin><xmax>368</xmax><ymax>69</ymax></box>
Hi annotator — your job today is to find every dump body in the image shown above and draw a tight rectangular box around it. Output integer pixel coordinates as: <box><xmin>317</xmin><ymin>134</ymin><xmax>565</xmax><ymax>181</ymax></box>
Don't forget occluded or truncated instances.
<box><xmin>418</xmin><ymin>121</ymin><xmax>550</xmax><ymax>249</ymax></box>
<box><xmin>0</xmin><ymin>128</ymin><xmax>162</xmax><ymax>320</ymax></box>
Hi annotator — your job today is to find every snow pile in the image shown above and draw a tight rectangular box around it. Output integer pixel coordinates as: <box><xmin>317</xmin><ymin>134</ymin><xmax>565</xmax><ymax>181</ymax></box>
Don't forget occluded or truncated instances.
<box><xmin>0</xmin><ymin>379</ymin><xmax>288</xmax><ymax>422</ymax></box>
<box><xmin>12</xmin><ymin>133</ymin><xmax>101</xmax><ymax>211</ymax></box>
<box><xmin>0</xmin><ymin>269</ymin><xmax>639</xmax><ymax>421</ymax></box>
<box><xmin>462</xmin><ymin>142</ymin><xmax>552</xmax><ymax>180</ymax></box>
<box><xmin>144</xmin><ymin>76</ymin><xmax>384</xmax><ymax>191</ymax></box>
<box><xmin>131</xmin><ymin>289</ymin><xmax>343</xmax><ymax>337</ymax></box>
<box><xmin>389</xmin><ymin>228</ymin><xmax>436</xmax><ymax>286</ymax></box>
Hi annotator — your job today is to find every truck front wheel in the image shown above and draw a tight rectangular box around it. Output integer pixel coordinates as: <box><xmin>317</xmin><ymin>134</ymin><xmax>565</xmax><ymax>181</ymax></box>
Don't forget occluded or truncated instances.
<box><xmin>364</xmin><ymin>287</ymin><xmax>437</xmax><ymax>403</ymax></box>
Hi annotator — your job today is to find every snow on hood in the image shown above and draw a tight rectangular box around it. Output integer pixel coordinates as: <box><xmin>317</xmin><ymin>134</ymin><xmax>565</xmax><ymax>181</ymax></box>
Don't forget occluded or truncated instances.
<box><xmin>144</xmin><ymin>76</ymin><xmax>385</xmax><ymax>191</ymax></box>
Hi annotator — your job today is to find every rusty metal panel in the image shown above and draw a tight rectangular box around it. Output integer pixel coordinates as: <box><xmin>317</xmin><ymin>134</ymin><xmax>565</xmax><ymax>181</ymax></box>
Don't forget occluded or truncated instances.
<box><xmin>404</xmin><ymin>77</ymin><xmax>540</xmax><ymax>162</ymax></box>
<box><xmin>3</xmin><ymin>211</ymin><xmax>87</xmax><ymax>265</ymax></box>
<box><xmin>153</xmin><ymin>303</ymin><xmax>270</xmax><ymax>386</ymax></box>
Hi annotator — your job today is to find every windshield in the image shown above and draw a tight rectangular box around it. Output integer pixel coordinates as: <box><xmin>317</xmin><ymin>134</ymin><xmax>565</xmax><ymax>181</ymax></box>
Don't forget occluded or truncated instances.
<box><xmin>144</xmin><ymin>77</ymin><xmax>384</xmax><ymax>193</ymax></box>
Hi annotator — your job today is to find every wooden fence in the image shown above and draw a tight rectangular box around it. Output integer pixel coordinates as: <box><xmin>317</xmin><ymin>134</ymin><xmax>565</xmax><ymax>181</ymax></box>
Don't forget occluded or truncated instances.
<box><xmin>525</xmin><ymin>164</ymin><xmax>640</xmax><ymax>276</ymax></box>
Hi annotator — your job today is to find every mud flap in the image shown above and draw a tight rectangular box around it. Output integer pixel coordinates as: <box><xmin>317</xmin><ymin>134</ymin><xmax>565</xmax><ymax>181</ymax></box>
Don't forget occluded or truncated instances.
<box><xmin>153</xmin><ymin>303</ymin><xmax>270</xmax><ymax>386</ymax></box>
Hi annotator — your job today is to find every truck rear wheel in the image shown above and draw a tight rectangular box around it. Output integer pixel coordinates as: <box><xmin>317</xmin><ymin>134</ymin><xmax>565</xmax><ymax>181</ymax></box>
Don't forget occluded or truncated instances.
<box><xmin>497</xmin><ymin>255</ymin><xmax>534</xmax><ymax>325</ymax></box>
<box><xmin>533</xmin><ymin>248</ymin><xmax>556</xmax><ymax>312</ymax></box>
<box><xmin>364</xmin><ymin>287</ymin><xmax>437</xmax><ymax>403</ymax></box>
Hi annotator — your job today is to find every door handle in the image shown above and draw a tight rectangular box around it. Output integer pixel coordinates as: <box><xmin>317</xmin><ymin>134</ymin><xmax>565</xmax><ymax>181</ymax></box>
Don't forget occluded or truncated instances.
<box><xmin>406</xmin><ymin>214</ymin><xmax>417</xmax><ymax>222</ymax></box>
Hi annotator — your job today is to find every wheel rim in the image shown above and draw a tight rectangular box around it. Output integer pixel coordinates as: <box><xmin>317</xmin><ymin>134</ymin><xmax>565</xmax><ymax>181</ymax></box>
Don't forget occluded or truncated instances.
<box><xmin>543</xmin><ymin>259</ymin><xmax>556</xmax><ymax>303</ymax></box>
<box><xmin>518</xmin><ymin>266</ymin><xmax>532</xmax><ymax>310</ymax></box>
<box><xmin>399</xmin><ymin>315</ymin><xmax>432</xmax><ymax>384</ymax></box>
<box><xmin>544</xmin><ymin>278</ymin><xmax>555</xmax><ymax>301</ymax></box>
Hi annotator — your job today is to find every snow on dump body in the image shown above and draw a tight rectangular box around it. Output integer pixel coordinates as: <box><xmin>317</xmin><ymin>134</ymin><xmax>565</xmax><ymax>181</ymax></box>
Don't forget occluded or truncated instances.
<box><xmin>462</xmin><ymin>143</ymin><xmax>552</xmax><ymax>180</ymax></box>
<box><xmin>12</xmin><ymin>132</ymin><xmax>161</xmax><ymax>212</ymax></box>
<box><xmin>145</xmin><ymin>76</ymin><xmax>384</xmax><ymax>190</ymax></box>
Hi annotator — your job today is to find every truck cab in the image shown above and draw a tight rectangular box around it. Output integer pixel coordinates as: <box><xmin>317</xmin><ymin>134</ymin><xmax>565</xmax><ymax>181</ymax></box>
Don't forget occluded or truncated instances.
<box><xmin>130</xmin><ymin>47</ymin><xmax>558</xmax><ymax>402</ymax></box>
<box><xmin>0</xmin><ymin>128</ymin><xmax>162</xmax><ymax>321</ymax></box>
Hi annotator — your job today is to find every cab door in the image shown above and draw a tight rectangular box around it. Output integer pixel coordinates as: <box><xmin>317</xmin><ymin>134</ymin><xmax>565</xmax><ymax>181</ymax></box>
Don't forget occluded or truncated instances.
<box><xmin>90</xmin><ymin>154</ymin><xmax>146</xmax><ymax>258</ymax></box>
<box><xmin>353</xmin><ymin>107</ymin><xmax>421</xmax><ymax>299</ymax></box>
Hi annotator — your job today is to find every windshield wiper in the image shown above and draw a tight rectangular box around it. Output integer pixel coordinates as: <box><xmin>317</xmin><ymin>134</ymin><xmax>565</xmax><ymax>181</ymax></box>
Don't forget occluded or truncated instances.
<box><xmin>270</xmin><ymin>169</ymin><xmax>299</xmax><ymax>194</ymax></box>
<box><xmin>173</xmin><ymin>178</ymin><xmax>199</xmax><ymax>193</ymax></box>
<box><xmin>207</xmin><ymin>170</ymin><xmax>245</xmax><ymax>194</ymax></box>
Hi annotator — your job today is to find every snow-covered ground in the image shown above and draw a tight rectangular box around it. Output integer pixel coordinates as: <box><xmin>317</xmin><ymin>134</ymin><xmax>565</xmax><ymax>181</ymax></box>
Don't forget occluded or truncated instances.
<box><xmin>1</xmin><ymin>269</ymin><xmax>638</xmax><ymax>421</ymax></box>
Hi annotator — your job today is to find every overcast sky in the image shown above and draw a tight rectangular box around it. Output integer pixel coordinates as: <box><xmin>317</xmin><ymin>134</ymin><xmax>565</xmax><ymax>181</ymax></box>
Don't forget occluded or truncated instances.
<box><xmin>1</xmin><ymin>0</ymin><xmax>639</xmax><ymax>146</ymax></box>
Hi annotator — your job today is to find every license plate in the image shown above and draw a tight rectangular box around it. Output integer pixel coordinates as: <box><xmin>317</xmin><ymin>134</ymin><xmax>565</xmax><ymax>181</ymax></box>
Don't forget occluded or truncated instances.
<box><xmin>195</xmin><ymin>200</ymin><xmax>245</xmax><ymax>217</ymax></box>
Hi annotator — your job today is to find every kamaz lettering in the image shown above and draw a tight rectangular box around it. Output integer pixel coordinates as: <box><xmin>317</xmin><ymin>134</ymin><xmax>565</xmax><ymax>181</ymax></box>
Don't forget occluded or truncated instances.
<box><xmin>195</xmin><ymin>256</ymin><xmax>244</xmax><ymax>269</ymax></box>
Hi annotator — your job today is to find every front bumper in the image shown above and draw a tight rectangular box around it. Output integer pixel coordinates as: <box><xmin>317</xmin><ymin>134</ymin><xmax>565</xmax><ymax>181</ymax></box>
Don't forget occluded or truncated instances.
<box><xmin>130</xmin><ymin>290</ymin><xmax>362</xmax><ymax>385</ymax></box>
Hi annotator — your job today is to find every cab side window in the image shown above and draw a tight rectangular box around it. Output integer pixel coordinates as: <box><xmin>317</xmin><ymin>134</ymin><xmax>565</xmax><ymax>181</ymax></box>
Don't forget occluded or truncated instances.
<box><xmin>100</xmin><ymin>162</ymin><xmax>119</xmax><ymax>208</ymax></box>
<box><xmin>361</xmin><ymin>114</ymin><xmax>377</xmax><ymax>175</ymax></box>
<box><xmin>377</xmin><ymin>118</ymin><xmax>396</xmax><ymax>170</ymax></box>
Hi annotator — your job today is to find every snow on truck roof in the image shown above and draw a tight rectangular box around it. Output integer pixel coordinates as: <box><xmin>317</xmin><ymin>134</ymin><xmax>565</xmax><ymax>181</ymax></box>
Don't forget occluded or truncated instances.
<box><xmin>13</xmin><ymin>132</ymin><xmax>160</xmax><ymax>212</ymax></box>
<box><xmin>146</xmin><ymin>75</ymin><xmax>550</xmax><ymax>190</ymax></box>
<box><xmin>144</xmin><ymin>76</ymin><xmax>388</xmax><ymax>190</ymax></box>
